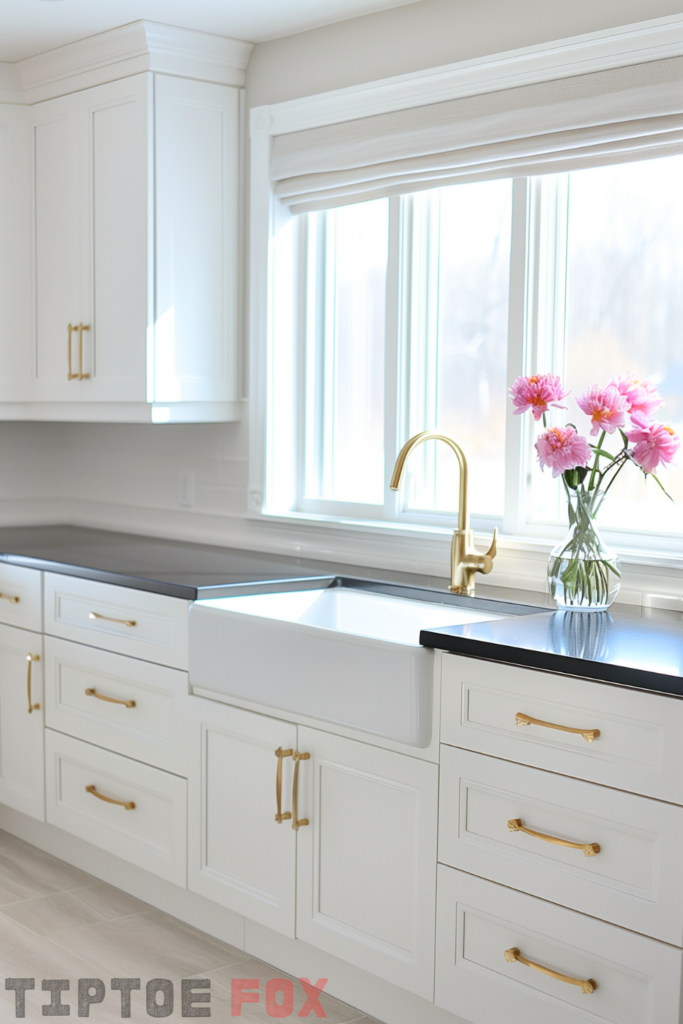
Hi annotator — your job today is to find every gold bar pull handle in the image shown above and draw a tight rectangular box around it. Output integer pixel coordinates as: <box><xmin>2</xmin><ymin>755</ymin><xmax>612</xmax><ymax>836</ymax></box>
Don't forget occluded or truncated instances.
<box><xmin>274</xmin><ymin>747</ymin><xmax>293</xmax><ymax>823</ymax></box>
<box><xmin>26</xmin><ymin>654</ymin><xmax>40</xmax><ymax>713</ymax></box>
<box><xmin>85</xmin><ymin>687</ymin><xmax>136</xmax><ymax>709</ymax></box>
<box><xmin>67</xmin><ymin>324</ymin><xmax>78</xmax><ymax>379</ymax></box>
<box><xmin>77</xmin><ymin>323</ymin><xmax>91</xmax><ymax>379</ymax></box>
<box><xmin>516</xmin><ymin>712</ymin><xmax>600</xmax><ymax>743</ymax></box>
<box><xmin>291</xmin><ymin>751</ymin><xmax>310</xmax><ymax>831</ymax></box>
<box><xmin>89</xmin><ymin>611</ymin><xmax>137</xmax><ymax>628</ymax></box>
<box><xmin>85</xmin><ymin>784</ymin><xmax>135</xmax><ymax>810</ymax></box>
<box><xmin>507</xmin><ymin>818</ymin><xmax>600</xmax><ymax>857</ymax></box>
<box><xmin>504</xmin><ymin>947</ymin><xmax>596</xmax><ymax>994</ymax></box>
<box><xmin>0</xmin><ymin>593</ymin><xmax>20</xmax><ymax>604</ymax></box>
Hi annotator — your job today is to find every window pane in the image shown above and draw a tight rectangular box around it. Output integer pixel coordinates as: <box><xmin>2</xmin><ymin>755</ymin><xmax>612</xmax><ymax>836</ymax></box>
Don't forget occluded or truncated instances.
<box><xmin>564</xmin><ymin>156</ymin><xmax>683</xmax><ymax>534</ymax></box>
<box><xmin>405</xmin><ymin>179</ymin><xmax>511</xmax><ymax>519</ymax></box>
<box><xmin>304</xmin><ymin>199</ymin><xmax>388</xmax><ymax>505</ymax></box>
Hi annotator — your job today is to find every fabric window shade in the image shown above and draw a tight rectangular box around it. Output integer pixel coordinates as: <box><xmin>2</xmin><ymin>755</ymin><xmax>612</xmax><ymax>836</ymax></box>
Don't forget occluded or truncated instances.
<box><xmin>272</xmin><ymin>56</ymin><xmax>683</xmax><ymax>213</ymax></box>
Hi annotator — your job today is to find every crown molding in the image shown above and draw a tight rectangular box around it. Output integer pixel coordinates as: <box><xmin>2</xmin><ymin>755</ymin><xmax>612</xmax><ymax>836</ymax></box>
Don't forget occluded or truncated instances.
<box><xmin>11</xmin><ymin>21</ymin><xmax>253</xmax><ymax>105</ymax></box>
<box><xmin>251</xmin><ymin>11</ymin><xmax>683</xmax><ymax>136</ymax></box>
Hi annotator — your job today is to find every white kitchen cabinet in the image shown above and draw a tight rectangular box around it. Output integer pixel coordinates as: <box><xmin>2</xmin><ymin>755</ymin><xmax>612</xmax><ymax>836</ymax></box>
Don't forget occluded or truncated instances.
<box><xmin>295</xmin><ymin>726</ymin><xmax>439</xmax><ymax>1000</ymax></box>
<box><xmin>0</xmin><ymin>622</ymin><xmax>44</xmax><ymax>821</ymax></box>
<box><xmin>187</xmin><ymin>696</ymin><xmax>298</xmax><ymax>936</ymax></box>
<box><xmin>20</xmin><ymin>71</ymin><xmax>240</xmax><ymax>421</ymax></box>
<box><xmin>0</xmin><ymin>104</ymin><xmax>32</xmax><ymax>401</ymax></box>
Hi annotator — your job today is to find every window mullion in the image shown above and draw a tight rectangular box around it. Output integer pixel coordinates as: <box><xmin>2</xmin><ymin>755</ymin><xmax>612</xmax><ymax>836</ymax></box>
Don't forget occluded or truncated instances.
<box><xmin>383</xmin><ymin>196</ymin><xmax>402</xmax><ymax>521</ymax></box>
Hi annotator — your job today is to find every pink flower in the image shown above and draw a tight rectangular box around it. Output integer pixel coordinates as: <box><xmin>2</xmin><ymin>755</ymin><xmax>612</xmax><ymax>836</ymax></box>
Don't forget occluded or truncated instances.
<box><xmin>576</xmin><ymin>385</ymin><xmax>629</xmax><ymax>436</ymax></box>
<box><xmin>509</xmin><ymin>374</ymin><xmax>568</xmax><ymax>421</ymax></box>
<box><xmin>609</xmin><ymin>372</ymin><xmax>663</xmax><ymax>418</ymax></box>
<box><xmin>535</xmin><ymin>426</ymin><xmax>592</xmax><ymax>478</ymax></box>
<box><xmin>625</xmin><ymin>412</ymin><xmax>680</xmax><ymax>474</ymax></box>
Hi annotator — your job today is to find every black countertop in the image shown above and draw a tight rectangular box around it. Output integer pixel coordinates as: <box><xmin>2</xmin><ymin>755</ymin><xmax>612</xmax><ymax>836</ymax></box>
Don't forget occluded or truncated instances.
<box><xmin>421</xmin><ymin>609</ymin><xmax>683</xmax><ymax>697</ymax></box>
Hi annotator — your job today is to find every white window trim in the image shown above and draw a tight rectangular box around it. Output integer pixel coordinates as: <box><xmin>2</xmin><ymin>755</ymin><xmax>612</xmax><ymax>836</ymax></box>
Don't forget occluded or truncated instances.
<box><xmin>248</xmin><ymin>13</ymin><xmax>683</xmax><ymax>602</ymax></box>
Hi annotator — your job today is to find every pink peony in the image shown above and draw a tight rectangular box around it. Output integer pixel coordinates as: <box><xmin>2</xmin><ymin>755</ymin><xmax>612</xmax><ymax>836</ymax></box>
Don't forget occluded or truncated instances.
<box><xmin>535</xmin><ymin>426</ymin><xmax>592</xmax><ymax>478</ymax></box>
<box><xmin>625</xmin><ymin>411</ymin><xmax>680</xmax><ymax>474</ymax></box>
<box><xmin>509</xmin><ymin>374</ymin><xmax>568</xmax><ymax>421</ymax></box>
<box><xmin>576</xmin><ymin>384</ymin><xmax>629</xmax><ymax>436</ymax></box>
<box><xmin>609</xmin><ymin>372</ymin><xmax>663</xmax><ymax>418</ymax></box>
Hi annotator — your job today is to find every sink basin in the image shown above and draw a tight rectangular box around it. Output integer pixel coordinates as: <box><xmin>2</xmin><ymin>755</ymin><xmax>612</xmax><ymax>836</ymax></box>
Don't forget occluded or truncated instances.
<box><xmin>189</xmin><ymin>578</ymin><xmax>537</xmax><ymax>747</ymax></box>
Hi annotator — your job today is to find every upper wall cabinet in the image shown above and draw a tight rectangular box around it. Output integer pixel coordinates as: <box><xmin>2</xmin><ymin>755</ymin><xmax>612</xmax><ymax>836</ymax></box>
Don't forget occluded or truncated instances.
<box><xmin>0</xmin><ymin>22</ymin><xmax>251</xmax><ymax>422</ymax></box>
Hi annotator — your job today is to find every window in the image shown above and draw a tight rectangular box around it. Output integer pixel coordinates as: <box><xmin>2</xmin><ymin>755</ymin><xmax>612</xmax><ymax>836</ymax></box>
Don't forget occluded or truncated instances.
<box><xmin>266</xmin><ymin>152</ymin><xmax>683</xmax><ymax>548</ymax></box>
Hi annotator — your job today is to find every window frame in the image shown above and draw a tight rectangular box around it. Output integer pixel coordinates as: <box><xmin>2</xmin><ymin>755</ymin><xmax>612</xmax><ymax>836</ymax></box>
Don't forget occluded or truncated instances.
<box><xmin>248</xmin><ymin>13</ymin><xmax>683</xmax><ymax>585</ymax></box>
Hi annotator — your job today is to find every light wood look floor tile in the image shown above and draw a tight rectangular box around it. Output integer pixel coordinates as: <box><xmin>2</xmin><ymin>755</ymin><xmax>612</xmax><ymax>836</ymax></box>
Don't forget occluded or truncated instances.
<box><xmin>0</xmin><ymin>831</ymin><xmax>96</xmax><ymax>904</ymax></box>
<box><xmin>0</xmin><ymin>881</ymin><xmax>149</xmax><ymax>936</ymax></box>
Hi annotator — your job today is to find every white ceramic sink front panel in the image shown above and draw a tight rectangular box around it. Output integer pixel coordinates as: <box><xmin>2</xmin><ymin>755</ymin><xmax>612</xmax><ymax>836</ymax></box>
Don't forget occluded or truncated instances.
<box><xmin>189</xmin><ymin>588</ymin><xmax>502</xmax><ymax>747</ymax></box>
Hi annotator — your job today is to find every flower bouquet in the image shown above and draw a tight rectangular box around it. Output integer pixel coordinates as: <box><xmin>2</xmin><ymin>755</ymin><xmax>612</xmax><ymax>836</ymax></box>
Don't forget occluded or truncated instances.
<box><xmin>510</xmin><ymin>372</ymin><xmax>680</xmax><ymax>610</ymax></box>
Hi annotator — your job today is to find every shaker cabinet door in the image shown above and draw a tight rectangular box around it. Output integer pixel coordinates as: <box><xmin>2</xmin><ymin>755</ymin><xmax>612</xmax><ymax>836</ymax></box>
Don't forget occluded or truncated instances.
<box><xmin>295</xmin><ymin>727</ymin><xmax>438</xmax><ymax>1000</ymax></box>
<box><xmin>188</xmin><ymin>697</ymin><xmax>298</xmax><ymax>936</ymax></box>
<box><xmin>0</xmin><ymin>623</ymin><xmax>44</xmax><ymax>821</ymax></box>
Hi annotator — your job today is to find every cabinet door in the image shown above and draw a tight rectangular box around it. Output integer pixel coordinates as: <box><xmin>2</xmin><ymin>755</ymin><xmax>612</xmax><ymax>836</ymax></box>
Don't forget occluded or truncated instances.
<box><xmin>78</xmin><ymin>74</ymin><xmax>150</xmax><ymax>401</ymax></box>
<box><xmin>0</xmin><ymin>105</ymin><xmax>32</xmax><ymax>402</ymax></box>
<box><xmin>31</xmin><ymin>95</ymin><xmax>82</xmax><ymax>401</ymax></box>
<box><xmin>296</xmin><ymin>727</ymin><xmax>438</xmax><ymax>999</ymax></box>
<box><xmin>188</xmin><ymin>697</ymin><xmax>297</xmax><ymax>936</ymax></box>
<box><xmin>0</xmin><ymin>623</ymin><xmax>44</xmax><ymax>821</ymax></box>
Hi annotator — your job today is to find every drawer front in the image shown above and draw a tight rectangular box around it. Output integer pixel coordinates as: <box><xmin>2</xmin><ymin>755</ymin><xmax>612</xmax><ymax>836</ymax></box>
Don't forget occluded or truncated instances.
<box><xmin>441</xmin><ymin>654</ymin><xmax>683</xmax><ymax>803</ymax></box>
<box><xmin>435</xmin><ymin>865</ymin><xmax>683</xmax><ymax>1024</ymax></box>
<box><xmin>440</xmin><ymin>746</ymin><xmax>683</xmax><ymax>945</ymax></box>
<box><xmin>44</xmin><ymin>637</ymin><xmax>188</xmax><ymax>775</ymax></box>
<box><xmin>45</xmin><ymin>730</ymin><xmax>187</xmax><ymax>886</ymax></box>
<box><xmin>44</xmin><ymin>573</ymin><xmax>189</xmax><ymax>669</ymax></box>
<box><xmin>0</xmin><ymin>564</ymin><xmax>41</xmax><ymax>632</ymax></box>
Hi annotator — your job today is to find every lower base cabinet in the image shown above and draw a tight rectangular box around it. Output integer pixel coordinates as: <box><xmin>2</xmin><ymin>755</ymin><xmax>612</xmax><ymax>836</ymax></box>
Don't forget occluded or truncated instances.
<box><xmin>45</xmin><ymin>729</ymin><xmax>187</xmax><ymax>886</ymax></box>
<box><xmin>187</xmin><ymin>696</ymin><xmax>439</xmax><ymax>998</ymax></box>
<box><xmin>435</xmin><ymin>864</ymin><xmax>683</xmax><ymax>1024</ymax></box>
<box><xmin>0</xmin><ymin>623</ymin><xmax>44</xmax><ymax>821</ymax></box>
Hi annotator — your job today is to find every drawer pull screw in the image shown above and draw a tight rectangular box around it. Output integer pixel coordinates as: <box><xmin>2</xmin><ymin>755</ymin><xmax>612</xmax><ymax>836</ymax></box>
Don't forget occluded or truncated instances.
<box><xmin>507</xmin><ymin>817</ymin><xmax>600</xmax><ymax>856</ymax></box>
<box><xmin>515</xmin><ymin>712</ymin><xmax>600</xmax><ymax>743</ymax></box>
<box><xmin>504</xmin><ymin>947</ymin><xmax>596</xmax><ymax>994</ymax></box>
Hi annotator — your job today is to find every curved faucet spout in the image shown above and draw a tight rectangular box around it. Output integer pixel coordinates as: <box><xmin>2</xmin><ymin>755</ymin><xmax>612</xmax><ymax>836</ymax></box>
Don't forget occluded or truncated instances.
<box><xmin>389</xmin><ymin>430</ymin><xmax>497</xmax><ymax>596</ymax></box>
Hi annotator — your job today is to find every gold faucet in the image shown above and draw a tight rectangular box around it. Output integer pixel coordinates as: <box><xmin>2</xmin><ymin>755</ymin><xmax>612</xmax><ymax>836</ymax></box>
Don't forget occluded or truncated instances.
<box><xmin>389</xmin><ymin>430</ymin><xmax>498</xmax><ymax>595</ymax></box>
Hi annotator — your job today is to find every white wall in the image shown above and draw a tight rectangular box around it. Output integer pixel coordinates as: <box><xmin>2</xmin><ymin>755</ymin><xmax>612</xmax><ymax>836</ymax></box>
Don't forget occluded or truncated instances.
<box><xmin>3</xmin><ymin>0</ymin><xmax>680</xmax><ymax>560</ymax></box>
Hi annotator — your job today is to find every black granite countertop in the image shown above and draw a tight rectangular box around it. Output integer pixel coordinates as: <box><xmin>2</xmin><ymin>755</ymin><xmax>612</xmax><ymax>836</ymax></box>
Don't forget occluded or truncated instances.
<box><xmin>420</xmin><ymin>609</ymin><xmax>683</xmax><ymax>697</ymax></box>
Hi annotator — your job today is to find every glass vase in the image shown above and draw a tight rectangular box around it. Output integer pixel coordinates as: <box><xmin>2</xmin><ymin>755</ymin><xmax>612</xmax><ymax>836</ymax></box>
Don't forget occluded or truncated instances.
<box><xmin>548</xmin><ymin>489</ymin><xmax>621</xmax><ymax>611</ymax></box>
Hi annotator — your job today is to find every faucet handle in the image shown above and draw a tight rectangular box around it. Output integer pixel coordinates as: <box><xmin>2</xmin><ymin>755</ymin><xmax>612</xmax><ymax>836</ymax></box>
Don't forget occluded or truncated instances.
<box><xmin>478</xmin><ymin>527</ymin><xmax>498</xmax><ymax>574</ymax></box>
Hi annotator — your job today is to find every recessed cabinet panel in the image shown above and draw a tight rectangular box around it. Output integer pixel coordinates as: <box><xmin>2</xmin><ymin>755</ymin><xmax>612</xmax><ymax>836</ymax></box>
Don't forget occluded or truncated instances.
<box><xmin>0</xmin><ymin>563</ymin><xmax>42</xmax><ymax>632</ymax></box>
<box><xmin>0</xmin><ymin>623</ymin><xmax>44</xmax><ymax>821</ymax></box>
<box><xmin>87</xmin><ymin>79</ymin><xmax>149</xmax><ymax>400</ymax></box>
<box><xmin>0</xmin><ymin>106</ymin><xmax>32</xmax><ymax>401</ymax></box>
<box><xmin>154</xmin><ymin>76</ymin><xmax>239</xmax><ymax>403</ymax></box>
<box><xmin>296</xmin><ymin>726</ymin><xmax>438</xmax><ymax>999</ymax></box>
<box><xmin>33</xmin><ymin>106</ymin><xmax>81</xmax><ymax>400</ymax></box>
<box><xmin>187</xmin><ymin>696</ymin><xmax>297</xmax><ymax>936</ymax></box>
<box><xmin>435</xmin><ymin>865</ymin><xmax>683</xmax><ymax>1024</ymax></box>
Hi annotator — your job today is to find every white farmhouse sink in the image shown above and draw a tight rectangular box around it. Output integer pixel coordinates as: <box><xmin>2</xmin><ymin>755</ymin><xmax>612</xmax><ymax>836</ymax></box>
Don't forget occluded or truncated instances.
<box><xmin>189</xmin><ymin>581</ymin><xmax>507</xmax><ymax>747</ymax></box>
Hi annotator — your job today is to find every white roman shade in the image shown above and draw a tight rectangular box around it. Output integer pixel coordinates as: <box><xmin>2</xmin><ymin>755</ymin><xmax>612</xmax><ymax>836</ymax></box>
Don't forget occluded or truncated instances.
<box><xmin>272</xmin><ymin>56</ymin><xmax>683</xmax><ymax>213</ymax></box>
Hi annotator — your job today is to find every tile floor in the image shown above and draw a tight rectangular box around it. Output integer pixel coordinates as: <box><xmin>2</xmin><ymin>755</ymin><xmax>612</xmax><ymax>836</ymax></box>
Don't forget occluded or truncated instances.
<box><xmin>0</xmin><ymin>829</ymin><xmax>380</xmax><ymax>1022</ymax></box>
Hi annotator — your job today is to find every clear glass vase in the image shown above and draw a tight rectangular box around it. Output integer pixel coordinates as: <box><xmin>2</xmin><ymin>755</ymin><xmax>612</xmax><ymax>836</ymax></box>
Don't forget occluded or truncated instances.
<box><xmin>548</xmin><ymin>489</ymin><xmax>621</xmax><ymax>611</ymax></box>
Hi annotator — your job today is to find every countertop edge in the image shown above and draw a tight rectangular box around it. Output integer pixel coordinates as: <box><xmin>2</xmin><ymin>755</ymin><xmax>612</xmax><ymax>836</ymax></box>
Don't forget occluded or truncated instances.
<box><xmin>0</xmin><ymin>553</ymin><xmax>199</xmax><ymax>601</ymax></box>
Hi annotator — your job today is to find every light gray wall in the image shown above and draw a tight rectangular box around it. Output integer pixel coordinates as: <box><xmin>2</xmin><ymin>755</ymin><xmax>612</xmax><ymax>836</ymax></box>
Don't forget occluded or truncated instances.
<box><xmin>246</xmin><ymin>0</ymin><xmax>683</xmax><ymax>107</ymax></box>
<box><xmin>6</xmin><ymin>0</ymin><xmax>681</xmax><ymax>545</ymax></box>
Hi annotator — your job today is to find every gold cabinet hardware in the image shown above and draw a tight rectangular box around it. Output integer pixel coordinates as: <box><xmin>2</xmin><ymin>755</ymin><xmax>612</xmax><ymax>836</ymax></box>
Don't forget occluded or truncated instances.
<box><xmin>507</xmin><ymin>818</ymin><xmax>600</xmax><ymax>857</ymax></box>
<box><xmin>504</xmin><ymin>947</ymin><xmax>596</xmax><ymax>994</ymax></box>
<box><xmin>274</xmin><ymin>747</ymin><xmax>293</xmax><ymax>823</ymax></box>
<box><xmin>85</xmin><ymin>784</ymin><xmax>135</xmax><ymax>810</ymax></box>
<box><xmin>291</xmin><ymin>751</ymin><xmax>310</xmax><ymax>831</ymax></box>
<box><xmin>0</xmin><ymin>592</ymin><xmax>19</xmax><ymax>604</ymax></box>
<box><xmin>67</xmin><ymin>323</ymin><xmax>79</xmax><ymax>379</ymax></box>
<box><xmin>77</xmin><ymin>323</ymin><xmax>90</xmax><ymax>379</ymax></box>
<box><xmin>515</xmin><ymin>712</ymin><xmax>600</xmax><ymax>743</ymax></box>
<box><xmin>26</xmin><ymin>653</ymin><xmax>40</xmax><ymax>713</ymax></box>
<box><xmin>89</xmin><ymin>611</ymin><xmax>137</xmax><ymax>628</ymax></box>
<box><xmin>390</xmin><ymin>430</ymin><xmax>497</xmax><ymax>595</ymax></box>
<box><xmin>85</xmin><ymin>687</ymin><xmax>136</xmax><ymax>709</ymax></box>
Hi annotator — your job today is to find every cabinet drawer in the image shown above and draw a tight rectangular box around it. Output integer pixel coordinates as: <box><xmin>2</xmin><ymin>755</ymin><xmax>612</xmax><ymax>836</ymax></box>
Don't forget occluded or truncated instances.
<box><xmin>44</xmin><ymin>573</ymin><xmax>188</xmax><ymax>669</ymax></box>
<box><xmin>44</xmin><ymin>637</ymin><xmax>188</xmax><ymax>775</ymax></box>
<box><xmin>440</xmin><ymin>746</ymin><xmax>683</xmax><ymax>945</ymax></box>
<box><xmin>45</xmin><ymin>730</ymin><xmax>187</xmax><ymax>886</ymax></box>
<box><xmin>441</xmin><ymin>654</ymin><xmax>683</xmax><ymax>803</ymax></box>
<box><xmin>435</xmin><ymin>865</ymin><xmax>683</xmax><ymax>1024</ymax></box>
<box><xmin>0</xmin><ymin>564</ymin><xmax>41</xmax><ymax>632</ymax></box>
